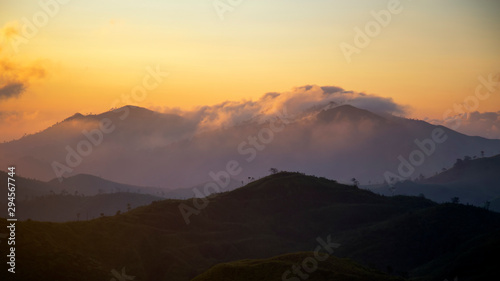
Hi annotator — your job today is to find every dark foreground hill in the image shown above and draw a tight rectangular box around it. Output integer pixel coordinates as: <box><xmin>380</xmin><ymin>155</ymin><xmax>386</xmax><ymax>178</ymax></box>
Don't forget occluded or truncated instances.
<box><xmin>0</xmin><ymin>172</ymin><xmax>498</xmax><ymax>281</ymax></box>
<box><xmin>191</xmin><ymin>252</ymin><xmax>405</xmax><ymax>281</ymax></box>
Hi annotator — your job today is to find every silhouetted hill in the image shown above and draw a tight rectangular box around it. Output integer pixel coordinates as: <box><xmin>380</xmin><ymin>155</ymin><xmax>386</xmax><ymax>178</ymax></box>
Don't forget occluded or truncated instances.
<box><xmin>425</xmin><ymin>154</ymin><xmax>500</xmax><ymax>186</ymax></box>
<box><xmin>192</xmin><ymin>252</ymin><xmax>405</xmax><ymax>281</ymax></box>
<box><xmin>1</xmin><ymin>172</ymin><xmax>498</xmax><ymax>281</ymax></box>
<box><xmin>0</xmin><ymin>171</ymin><xmax>167</xmax><ymax>221</ymax></box>
<box><xmin>366</xmin><ymin>154</ymin><xmax>500</xmax><ymax>210</ymax></box>
<box><xmin>0</xmin><ymin>170</ymin><xmax>54</xmax><ymax>215</ymax></box>
<box><xmin>17</xmin><ymin>192</ymin><xmax>162</xmax><ymax>222</ymax></box>
<box><xmin>48</xmin><ymin>173</ymin><xmax>166</xmax><ymax>196</ymax></box>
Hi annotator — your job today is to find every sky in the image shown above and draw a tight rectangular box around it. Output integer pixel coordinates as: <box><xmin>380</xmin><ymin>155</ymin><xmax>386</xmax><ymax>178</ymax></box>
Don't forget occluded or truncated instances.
<box><xmin>0</xmin><ymin>0</ymin><xmax>499</xmax><ymax>142</ymax></box>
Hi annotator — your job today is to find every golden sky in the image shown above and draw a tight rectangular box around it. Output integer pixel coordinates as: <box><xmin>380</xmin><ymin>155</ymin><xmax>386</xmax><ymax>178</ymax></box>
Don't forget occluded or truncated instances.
<box><xmin>0</xmin><ymin>0</ymin><xmax>499</xmax><ymax>142</ymax></box>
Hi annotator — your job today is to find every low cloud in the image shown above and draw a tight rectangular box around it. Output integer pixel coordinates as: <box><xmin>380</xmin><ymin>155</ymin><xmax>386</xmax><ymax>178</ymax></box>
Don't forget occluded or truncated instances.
<box><xmin>427</xmin><ymin>111</ymin><xmax>500</xmax><ymax>139</ymax></box>
<box><xmin>152</xmin><ymin>84</ymin><xmax>409</xmax><ymax>132</ymax></box>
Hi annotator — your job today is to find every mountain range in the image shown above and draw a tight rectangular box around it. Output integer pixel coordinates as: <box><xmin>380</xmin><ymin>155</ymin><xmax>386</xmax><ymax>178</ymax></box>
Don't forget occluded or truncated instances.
<box><xmin>1</xmin><ymin>104</ymin><xmax>499</xmax><ymax>189</ymax></box>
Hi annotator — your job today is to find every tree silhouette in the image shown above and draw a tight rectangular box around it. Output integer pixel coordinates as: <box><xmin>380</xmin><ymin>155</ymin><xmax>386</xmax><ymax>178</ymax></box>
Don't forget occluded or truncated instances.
<box><xmin>451</xmin><ymin>197</ymin><xmax>460</xmax><ymax>204</ymax></box>
<box><xmin>351</xmin><ymin>178</ymin><xmax>359</xmax><ymax>187</ymax></box>
<box><xmin>484</xmin><ymin>201</ymin><xmax>491</xmax><ymax>211</ymax></box>
<box><xmin>269</xmin><ymin>168</ymin><xmax>279</xmax><ymax>175</ymax></box>
<box><xmin>453</xmin><ymin>159</ymin><xmax>465</xmax><ymax>169</ymax></box>
<box><xmin>481</xmin><ymin>150</ymin><xmax>485</xmax><ymax>158</ymax></box>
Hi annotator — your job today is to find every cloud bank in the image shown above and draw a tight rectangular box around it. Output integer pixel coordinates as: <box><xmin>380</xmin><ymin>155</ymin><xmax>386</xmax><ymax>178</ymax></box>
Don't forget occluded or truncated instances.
<box><xmin>151</xmin><ymin>84</ymin><xmax>409</xmax><ymax>132</ymax></box>
<box><xmin>428</xmin><ymin>111</ymin><xmax>500</xmax><ymax>140</ymax></box>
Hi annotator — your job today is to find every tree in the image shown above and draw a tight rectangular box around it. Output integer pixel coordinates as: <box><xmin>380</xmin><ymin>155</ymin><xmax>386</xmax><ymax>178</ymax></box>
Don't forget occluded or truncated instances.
<box><xmin>269</xmin><ymin>168</ymin><xmax>279</xmax><ymax>175</ymax></box>
<box><xmin>418</xmin><ymin>173</ymin><xmax>425</xmax><ymax>181</ymax></box>
<box><xmin>453</xmin><ymin>159</ymin><xmax>464</xmax><ymax>168</ymax></box>
<box><xmin>451</xmin><ymin>197</ymin><xmax>460</xmax><ymax>204</ymax></box>
<box><xmin>484</xmin><ymin>201</ymin><xmax>491</xmax><ymax>211</ymax></box>
<box><xmin>127</xmin><ymin>203</ymin><xmax>131</xmax><ymax>212</ymax></box>
<box><xmin>351</xmin><ymin>178</ymin><xmax>359</xmax><ymax>187</ymax></box>
<box><xmin>76</xmin><ymin>213</ymin><xmax>80</xmax><ymax>221</ymax></box>
<box><xmin>481</xmin><ymin>150</ymin><xmax>485</xmax><ymax>158</ymax></box>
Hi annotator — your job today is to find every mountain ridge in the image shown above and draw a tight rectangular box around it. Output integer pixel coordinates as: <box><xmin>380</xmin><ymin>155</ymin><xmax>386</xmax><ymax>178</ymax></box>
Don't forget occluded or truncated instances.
<box><xmin>2</xmin><ymin>172</ymin><xmax>498</xmax><ymax>281</ymax></box>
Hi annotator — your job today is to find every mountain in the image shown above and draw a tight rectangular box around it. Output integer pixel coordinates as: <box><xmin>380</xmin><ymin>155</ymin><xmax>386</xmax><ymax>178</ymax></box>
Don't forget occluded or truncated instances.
<box><xmin>17</xmin><ymin>192</ymin><xmax>162</xmax><ymax>222</ymax></box>
<box><xmin>2</xmin><ymin>172</ymin><xmax>499</xmax><ymax>281</ymax></box>
<box><xmin>0</xmin><ymin>171</ymin><xmax>242</xmax><ymax>222</ymax></box>
<box><xmin>0</xmin><ymin>171</ymin><xmax>165</xmax><ymax>221</ymax></box>
<box><xmin>47</xmin><ymin>173</ymin><xmax>166</xmax><ymax>196</ymax></box>
<box><xmin>164</xmin><ymin>178</ymin><xmax>243</xmax><ymax>199</ymax></box>
<box><xmin>366</xmin><ymin>154</ymin><xmax>500</xmax><ymax>210</ymax></box>
<box><xmin>1</xmin><ymin>104</ymin><xmax>499</xmax><ymax>189</ymax></box>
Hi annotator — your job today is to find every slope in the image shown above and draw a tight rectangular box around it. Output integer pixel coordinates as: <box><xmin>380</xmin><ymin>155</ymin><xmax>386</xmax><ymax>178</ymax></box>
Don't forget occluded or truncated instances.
<box><xmin>1</xmin><ymin>172</ymin><xmax>498</xmax><ymax>281</ymax></box>
<box><xmin>191</xmin><ymin>252</ymin><xmax>405</xmax><ymax>281</ymax></box>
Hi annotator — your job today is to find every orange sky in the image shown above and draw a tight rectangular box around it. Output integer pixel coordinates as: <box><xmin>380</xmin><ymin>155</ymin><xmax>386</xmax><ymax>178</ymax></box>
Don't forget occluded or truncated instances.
<box><xmin>0</xmin><ymin>0</ymin><xmax>499</xmax><ymax>142</ymax></box>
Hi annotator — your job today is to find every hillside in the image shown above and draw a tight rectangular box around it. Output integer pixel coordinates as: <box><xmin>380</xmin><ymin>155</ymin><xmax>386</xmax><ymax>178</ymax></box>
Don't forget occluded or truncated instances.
<box><xmin>0</xmin><ymin>171</ymin><xmax>166</xmax><ymax>221</ymax></box>
<box><xmin>366</xmin><ymin>154</ymin><xmax>500</xmax><ymax>210</ymax></box>
<box><xmin>47</xmin><ymin>173</ymin><xmax>166</xmax><ymax>196</ymax></box>
<box><xmin>0</xmin><ymin>172</ymin><xmax>498</xmax><ymax>281</ymax></box>
<box><xmin>17</xmin><ymin>192</ymin><xmax>162</xmax><ymax>222</ymax></box>
<box><xmin>425</xmin><ymin>154</ymin><xmax>500</xmax><ymax>186</ymax></box>
<box><xmin>191</xmin><ymin>252</ymin><xmax>406</xmax><ymax>281</ymax></box>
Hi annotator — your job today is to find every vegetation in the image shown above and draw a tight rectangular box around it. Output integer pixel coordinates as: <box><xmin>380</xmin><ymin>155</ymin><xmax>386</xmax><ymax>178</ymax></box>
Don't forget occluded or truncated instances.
<box><xmin>0</xmin><ymin>172</ymin><xmax>498</xmax><ymax>281</ymax></box>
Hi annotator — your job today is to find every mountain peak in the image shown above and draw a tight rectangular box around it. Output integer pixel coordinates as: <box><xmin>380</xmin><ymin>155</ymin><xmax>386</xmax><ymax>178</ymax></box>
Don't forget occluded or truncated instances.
<box><xmin>63</xmin><ymin>112</ymin><xmax>85</xmax><ymax>122</ymax></box>
<box><xmin>316</xmin><ymin>104</ymin><xmax>385</xmax><ymax>123</ymax></box>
